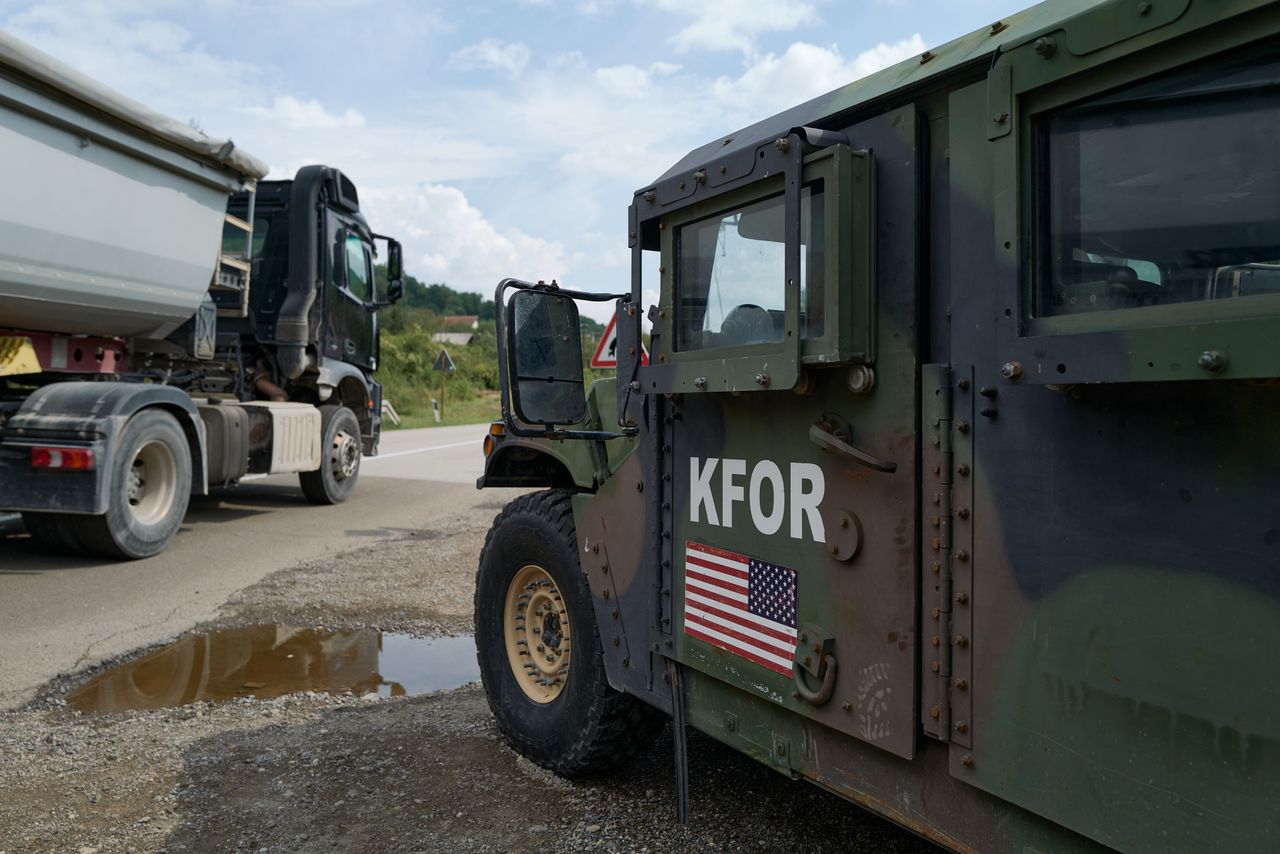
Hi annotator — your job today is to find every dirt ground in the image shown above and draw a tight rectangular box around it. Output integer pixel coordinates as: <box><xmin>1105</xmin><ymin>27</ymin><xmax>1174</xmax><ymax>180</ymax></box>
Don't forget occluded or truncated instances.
<box><xmin>0</xmin><ymin>489</ymin><xmax>936</xmax><ymax>853</ymax></box>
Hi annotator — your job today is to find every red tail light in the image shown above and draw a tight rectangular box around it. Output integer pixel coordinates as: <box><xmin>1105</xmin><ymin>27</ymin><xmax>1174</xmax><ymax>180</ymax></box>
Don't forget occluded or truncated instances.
<box><xmin>31</xmin><ymin>446</ymin><xmax>95</xmax><ymax>470</ymax></box>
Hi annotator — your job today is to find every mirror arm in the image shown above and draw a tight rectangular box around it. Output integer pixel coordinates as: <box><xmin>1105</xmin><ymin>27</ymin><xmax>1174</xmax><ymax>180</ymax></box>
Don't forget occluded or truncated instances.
<box><xmin>495</xmin><ymin>278</ymin><xmax>635</xmax><ymax>440</ymax></box>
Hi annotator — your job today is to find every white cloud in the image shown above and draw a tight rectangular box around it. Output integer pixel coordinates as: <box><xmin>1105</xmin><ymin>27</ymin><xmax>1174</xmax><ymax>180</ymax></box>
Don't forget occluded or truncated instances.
<box><xmin>650</xmin><ymin>0</ymin><xmax>818</xmax><ymax>55</ymax></box>
<box><xmin>363</xmin><ymin>184</ymin><xmax>569</xmax><ymax>292</ymax></box>
<box><xmin>449</xmin><ymin>38</ymin><xmax>531</xmax><ymax>77</ymax></box>
<box><xmin>593</xmin><ymin>61</ymin><xmax>681</xmax><ymax>97</ymax></box>
<box><xmin>711</xmin><ymin>35</ymin><xmax>926</xmax><ymax>119</ymax></box>
<box><xmin>244</xmin><ymin>96</ymin><xmax>365</xmax><ymax>129</ymax></box>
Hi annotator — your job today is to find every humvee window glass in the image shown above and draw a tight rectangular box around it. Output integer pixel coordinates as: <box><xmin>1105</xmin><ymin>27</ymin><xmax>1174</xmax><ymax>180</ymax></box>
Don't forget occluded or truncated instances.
<box><xmin>676</xmin><ymin>186</ymin><xmax>823</xmax><ymax>351</ymax></box>
<box><xmin>1040</xmin><ymin>51</ymin><xmax>1280</xmax><ymax>316</ymax></box>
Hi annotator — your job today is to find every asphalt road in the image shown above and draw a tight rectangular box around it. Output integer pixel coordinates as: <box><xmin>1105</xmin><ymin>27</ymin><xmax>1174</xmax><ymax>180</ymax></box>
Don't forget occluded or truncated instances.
<box><xmin>0</xmin><ymin>423</ymin><xmax>491</xmax><ymax>710</ymax></box>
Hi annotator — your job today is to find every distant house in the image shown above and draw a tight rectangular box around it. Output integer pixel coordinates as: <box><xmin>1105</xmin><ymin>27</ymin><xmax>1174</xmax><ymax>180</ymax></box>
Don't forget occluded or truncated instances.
<box><xmin>431</xmin><ymin>331</ymin><xmax>475</xmax><ymax>346</ymax></box>
<box><xmin>443</xmin><ymin>315</ymin><xmax>480</xmax><ymax>331</ymax></box>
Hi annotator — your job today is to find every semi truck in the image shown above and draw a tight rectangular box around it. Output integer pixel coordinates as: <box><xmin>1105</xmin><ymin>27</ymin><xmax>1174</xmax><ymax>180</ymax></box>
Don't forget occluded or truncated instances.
<box><xmin>0</xmin><ymin>33</ymin><xmax>403</xmax><ymax>559</ymax></box>
<box><xmin>474</xmin><ymin>0</ymin><xmax>1280</xmax><ymax>851</ymax></box>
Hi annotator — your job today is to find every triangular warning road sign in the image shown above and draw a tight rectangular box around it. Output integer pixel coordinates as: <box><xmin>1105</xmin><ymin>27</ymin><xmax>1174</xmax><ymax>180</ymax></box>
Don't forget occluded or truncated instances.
<box><xmin>433</xmin><ymin>348</ymin><xmax>457</xmax><ymax>372</ymax></box>
<box><xmin>590</xmin><ymin>314</ymin><xmax>648</xmax><ymax>369</ymax></box>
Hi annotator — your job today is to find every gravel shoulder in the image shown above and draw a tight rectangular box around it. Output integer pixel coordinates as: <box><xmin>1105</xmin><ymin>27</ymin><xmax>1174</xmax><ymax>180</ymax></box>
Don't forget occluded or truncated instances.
<box><xmin>0</xmin><ymin>485</ymin><xmax>936</xmax><ymax>854</ymax></box>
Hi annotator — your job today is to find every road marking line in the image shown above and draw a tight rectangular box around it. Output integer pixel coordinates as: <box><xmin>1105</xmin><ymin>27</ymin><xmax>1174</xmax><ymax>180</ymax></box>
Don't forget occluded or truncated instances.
<box><xmin>365</xmin><ymin>439</ymin><xmax>478</xmax><ymax>461</ymax></box>
<box><xmin>238</xmin><ymin>438</ymin><xmax>478</xmax><ymax>481</ymax></box>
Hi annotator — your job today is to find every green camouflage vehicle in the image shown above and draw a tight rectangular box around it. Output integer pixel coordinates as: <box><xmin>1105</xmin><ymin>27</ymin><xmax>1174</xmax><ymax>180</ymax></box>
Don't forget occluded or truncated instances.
<box><xmin>474</xmin><ymin>0</ymin><xmax>1280</xmax><ymax>850</ymax></box>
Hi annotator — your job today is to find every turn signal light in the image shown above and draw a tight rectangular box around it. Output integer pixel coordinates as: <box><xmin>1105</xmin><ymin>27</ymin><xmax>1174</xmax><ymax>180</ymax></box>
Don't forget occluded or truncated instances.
<box><xmin>483</xmin><ymin>435</ymin><xmax>495</xmax><ymax>458</ymax></box>
<box><xmin>489</xmin><ymin>423</ymin><xmax>505</xmax><ymax>436</ymax></box>
<box><xmin>31</xmin><ymin>446</ymin><xmax>95</xmax><ymax>470</ymax></box>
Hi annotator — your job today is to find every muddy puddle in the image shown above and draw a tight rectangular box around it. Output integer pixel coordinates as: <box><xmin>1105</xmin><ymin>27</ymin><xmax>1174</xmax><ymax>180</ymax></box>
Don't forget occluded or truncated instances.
<box><xmin>66</xmin><ymin>625</ymin><xmax>478</xmax><ymax>713</ymax></box>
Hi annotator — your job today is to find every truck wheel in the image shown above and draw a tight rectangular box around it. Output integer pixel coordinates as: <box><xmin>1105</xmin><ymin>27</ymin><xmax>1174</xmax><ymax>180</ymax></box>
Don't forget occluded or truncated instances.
<box><xmin>474</xmin><ymin>490</ymin><xmax>664</xmax><ymax>776</ymax></box>
<box><xmin>299</xmin><ymin>406</ymin><xmax>361</xmax><ymax>505</ymax></box>
<box><xmin>74</xmin><ymin>408</ymin><xmax>192</xmax><ymax>560</ymax></box>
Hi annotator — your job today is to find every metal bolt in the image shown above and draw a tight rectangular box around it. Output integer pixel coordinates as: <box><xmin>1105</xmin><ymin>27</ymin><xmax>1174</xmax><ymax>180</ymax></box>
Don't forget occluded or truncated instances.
<box><xmin>1198</xmin><ymin>349</ymin><xmax>1228</xmax><ymax>373</ymax></box>
<box><xmin>919</xmin><ymin>50</ymin><xmax>935</xmax><ymax>64</ymax></box>
<box><xmin>635</xmin><ymin>480</ymin><xmax>644</xmax><ymax>493</ymax></box>
<box><xmin>754</xmin><ymin>372</ymin><xmax>770</xmax><ymax>387</ymax></box>
<box><xmin>601</xmin><ymin>563</ymin><xmax>609</xmax><ymax>574</ymax></box>
<box><xmin>611</xmin><ymin>608</ymin><xmax>619</xmax><ymax>619</ymax></box>
<box><xmin>841</xmin><ymin>702</ymin><xmax>852</xmax><ymax>712</ymax></box>
<box><xmin>979</xmin><ymin>386</ymin><xmax>998</xmax><ymax>399</ymax></box>
<box><xmin>931</xmin><ymin>561</ymin><xmax>941</xmax><ymax>574</ymax></box>
<box><xmin>1033</xmin><ymin>36</ymin><xmax>1056</xmax><ymax>57</ymax></box>
<box><xmin>803</xmin><ymin>655</ymin><xmax>812</xmax><ymax>667</ymax></box>
<box><xmin>931</xmin><ymin>660</ymin><xmax>940</xmax><ymax>673</ymax></box>
<box><xmin>931</xmin><ymin>607</ymin><xmax>941</xmax><ymax>620</ymax></box>
<box><xmin>931</xmin><ymin>435</ymin><xmax>941</xmax><ymax>447</ymax></box>
<box><xmin>955</xmin><ymin>550</ymin><xmax>969</xmax><ymax>563</ymax></box>
<box><xmin>956</xmin><ymin>463</ymin><xmax>970</xmax><ymax>477</ymax></box>
<box><xmin>990</xmin><ymin>21</ymin><xmax>1008</xmax><ymax>34</ymax></box>
<box><xmin>955</xmin><ymin>678</ymin><xmax>968</xmax><ymax>691</ymax></box>
<box><xmin>847</xmin><ymin>364</ymin><xmax>876</xmax><ymax>394</ymax></box>
<box><xmin>955</xmin><ymin>634</ymin><xmax>969</xmax><ymax>648</ymax></box>
<box><xmin>1137</xmin><ymin>0</ymin><xmax>1152</xmax><ymax>13</ymax></box>
<box><xmin>775</xmin><ymin>137</ymin><xmax>791</xmax><ymax>152</ymax></box>
<box><xmin>694</xmin><ymin>169</ymin><xmax>707</xmax><ymax>184</ymax></box>
<box><xmin>931</xmin><ymin>516</ymin><xmax>940</xmax><ymax>528</ymax></box>
<box><xmin>1000</xmin><ymin>361</ymin><xmax>1023</xmax><ymax>381</ymax></box>
<box><xmin>979</xmin><ymin>407</ymin><xmax>998</xmax><ymax>419</ymax></box>
<box><xmin>961</xmin><ymin>755</ymin><xmax>975</xmax><ymax>768</ymax></box>
<box><xmin>956</xmin><ymin>507</ymin><xmax>970</xmax><ymax>519</ymax></box>
<box><xmin>932</xmin><ymin>464</ymin><xmax>941</xmax><ymax>475</ymax></box>
<box><xmin>792</xmin><ymin>691</ymin><xmax>801</xmax><ymax>700</ymax></box>
<box><xmin>956</xmin><ymin>592</ymin><xmax>970</xmax><ymax>605</ymax></box>
<box><xmin>840</xmin><ymin>517</ymin><xmax>849</xmax><ymax>529</ymax></box>
<box><xmin>602</xmin><ymin>589</ymin><xmax>610</xmax><ymax>599</ymax></box>
<box><xmin>612</xmin><ymin>636</ymin><xmax>620</xmax><ymax>646</ymax></box>
<box><xmin>957</xmin><ymin>420</ymin><xmax>970</xmax><ymax>434</ymax></box>
<box><xmin>931</xmin><ymin>635</ymin><xmax>941</xmax><ymax>647</ymax></box>
<box><xmin>622</xmin><ymin>657</ymin><xmax>629</xmax><ymax>667</ymax></box>
<box><xmin>955</xmin><ymin>721</ymin><xmax>970</xmax><ymax>734</ymax></box>
<box><xmin>931</xmin><ymin>538</ymin><xmax>942</xmax><ymax>551</ymax></box>
<box><xmin>993</xmin><ymin>111</ymin><xmax>1010</xmax><ymax>124</ymax></box>
<box><xmin>694</xmin><ymin>376</ymin><xmax>708</xmax><ymax>390</ymax></box>
<box><xmin>930</xmin><ymin>705</ymin><xmax>941</xmax><ymax>719</ymax></box>
<box><xmin>643</xmin><ymin>190</ymin><xmax>655</xmax><ymax>203</ymax></box>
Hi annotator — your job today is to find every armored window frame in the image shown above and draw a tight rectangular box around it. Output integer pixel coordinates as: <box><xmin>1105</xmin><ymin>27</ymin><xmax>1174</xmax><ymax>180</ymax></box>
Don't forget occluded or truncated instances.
<box><xmin>989</xmin><ymin>3</ymin><xmax>1280</xmax><ymax>384</ymax></box>
<box><xmin>640</xmin><ymin>143</ymin><xmax>874</xmax><ymax>395</ymax></box>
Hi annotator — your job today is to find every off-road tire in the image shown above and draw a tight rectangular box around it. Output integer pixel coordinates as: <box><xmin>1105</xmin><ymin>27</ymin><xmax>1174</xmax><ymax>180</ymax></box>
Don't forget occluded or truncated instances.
<box><xmin>474</xmin><ymin>489</ymin><xmax>665</xmax><ymax>776</ymax></box>
<box><xmin>74</xmin><ymin>408</ymin><xmax>192</xmax><ymax>560</ymax></box>
<box><xmin>299</xmin><ymin>406</ymin><xmax>361</xmax><ymax>505</ymax></box>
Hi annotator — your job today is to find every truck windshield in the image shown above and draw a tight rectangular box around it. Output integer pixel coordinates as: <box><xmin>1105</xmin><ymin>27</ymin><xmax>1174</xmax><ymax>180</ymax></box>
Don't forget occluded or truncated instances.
<box><xmin>675</xmin><ymin>186</ymin><xmax>822</xmax><ymax>351</ymax></box>
<box><xmin>1039</xmin><ymin>50</ymin><xmax>1280</xmax><ymax>315</ymax></box>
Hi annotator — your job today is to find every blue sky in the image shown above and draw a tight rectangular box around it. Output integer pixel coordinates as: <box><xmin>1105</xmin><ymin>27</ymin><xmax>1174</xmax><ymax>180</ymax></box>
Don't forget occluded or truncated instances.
<box><xmin>1</xmin><ymin>0</ymin><xmax>1027</xmax><ymax>318</ymax></box>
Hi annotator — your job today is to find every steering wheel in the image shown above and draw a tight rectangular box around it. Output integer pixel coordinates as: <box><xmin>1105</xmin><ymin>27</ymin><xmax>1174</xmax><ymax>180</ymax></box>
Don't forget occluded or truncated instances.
<box><xmin>720</xmin><ymin>304</ymin><xmax>774</xmax><ymax>345</ymax></box>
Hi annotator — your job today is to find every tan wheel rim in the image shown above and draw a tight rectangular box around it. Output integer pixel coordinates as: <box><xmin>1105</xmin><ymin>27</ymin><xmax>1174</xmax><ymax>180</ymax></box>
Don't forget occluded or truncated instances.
<box><xmin>126</xmin><ymin>439</ymin><xmax>177</xmax><ymax>526</ymax></box>
<box><xmin>503</xmin><ymin>564</ymin><xmax>571</xmax><ymax>703</ymax></box>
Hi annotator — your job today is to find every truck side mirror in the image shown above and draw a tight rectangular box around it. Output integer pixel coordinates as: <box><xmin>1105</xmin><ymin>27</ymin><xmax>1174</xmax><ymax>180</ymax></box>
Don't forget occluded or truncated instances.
<box><xmin>507</xmin><ymin>289</ymin><xmax>586</xmax><ymax>426</ymax></box>
<box><xmin>386</xmin><ymin>240</ymin><xmax>404</xmax><ymax>304</ymax></box>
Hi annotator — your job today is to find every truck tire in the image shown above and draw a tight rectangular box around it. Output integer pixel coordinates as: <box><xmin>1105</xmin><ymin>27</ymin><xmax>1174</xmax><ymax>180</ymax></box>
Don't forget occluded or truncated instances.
<box><xmin>74</xmin><ymin>408</ymin><xmax>192</xmax><ymax>560</ymax></box>
<box><xmin>299</xmin><ymin>405</ymin><xmax>361</xmax><ymax>505</ymax></box>
<box><xmin>474</xmin><ymin>489</ymin><xmax>664</xmax><ymax>777</ymax></box>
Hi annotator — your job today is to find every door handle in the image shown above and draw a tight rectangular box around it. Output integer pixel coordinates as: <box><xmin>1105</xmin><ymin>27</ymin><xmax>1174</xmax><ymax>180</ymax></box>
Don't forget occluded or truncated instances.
<box><xmin>809</xmin><ymin>420</ymin><xmax>897</xmax><ymax>473</ymax></box>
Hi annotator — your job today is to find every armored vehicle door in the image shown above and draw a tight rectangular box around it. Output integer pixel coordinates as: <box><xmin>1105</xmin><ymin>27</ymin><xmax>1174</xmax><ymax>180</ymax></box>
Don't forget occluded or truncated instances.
<box><xmin>638</xmin><ymin>108</ymin><xmax>921</xmax><ymax>759</ymax></box>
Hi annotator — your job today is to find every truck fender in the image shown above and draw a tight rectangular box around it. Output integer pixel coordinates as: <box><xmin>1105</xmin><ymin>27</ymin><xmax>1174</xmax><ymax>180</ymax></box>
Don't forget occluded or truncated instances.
<box><xmin>10</xmin><ymin>383</ymin><xmax>208</xmax><ymax>496</ymax></box>
<box><xmin>317</xmin><ymin>360</ymin><xmax>377</xmax><ymax>453</ymax></box>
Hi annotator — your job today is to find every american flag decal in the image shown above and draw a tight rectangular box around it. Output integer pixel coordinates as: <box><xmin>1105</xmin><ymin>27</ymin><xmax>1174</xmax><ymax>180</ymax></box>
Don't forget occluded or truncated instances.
<box><xmin>682</xmin><ymin>540</ymin><xmax>798</xmax><ymax>676</ymax></box>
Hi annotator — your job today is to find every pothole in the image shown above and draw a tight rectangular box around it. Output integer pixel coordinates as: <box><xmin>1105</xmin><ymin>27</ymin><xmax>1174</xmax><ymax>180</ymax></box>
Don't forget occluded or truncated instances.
<box><xmin>66</xmin><ymin>625</ymin><xmax>478</xmax><ymax>713</ymax></box>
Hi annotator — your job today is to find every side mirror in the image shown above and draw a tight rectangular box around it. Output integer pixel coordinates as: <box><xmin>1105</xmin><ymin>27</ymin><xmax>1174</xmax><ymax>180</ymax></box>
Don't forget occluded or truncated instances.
<box><xmin>507</xmin><ymin>289</ymin><xmax>586</xmax><ymax>426</ymax></box>
<box><xmin>386</xmin><ymin>239</ymin><xmax>404</xmax><ymax>304</ymax></box>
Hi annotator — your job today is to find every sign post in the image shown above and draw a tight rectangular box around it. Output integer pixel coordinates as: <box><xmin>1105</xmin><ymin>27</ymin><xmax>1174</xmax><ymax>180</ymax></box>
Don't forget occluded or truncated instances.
<box><xmin>433</xmin><ymin>348</ymin><xmax>457</xmax><ymax>421</ymax></box>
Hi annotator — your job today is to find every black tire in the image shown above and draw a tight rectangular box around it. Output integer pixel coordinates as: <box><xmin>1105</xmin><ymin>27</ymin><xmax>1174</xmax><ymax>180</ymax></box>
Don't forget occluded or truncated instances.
<box><xmin>21</xmin><ymin>511</ymin><xmax>85</xmax><ymax>555</ymax></box>
<box><xmin>74</xmin><ymin>408</ymin><xmax>192</xmax><ymax>560</ymax></box>
<box><xmin>299</xmin><ymin>406</ymin><xmax>361</xmax><ymax>505</ymax></box>
<box><xmin>474</xmin><ymin>489</ymin><xmax>664</xmax><ymax>777</ymax></box>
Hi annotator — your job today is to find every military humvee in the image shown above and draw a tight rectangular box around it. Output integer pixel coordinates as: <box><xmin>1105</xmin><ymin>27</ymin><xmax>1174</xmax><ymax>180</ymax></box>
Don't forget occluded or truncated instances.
<box><xmin>473</xmin><ymin>0</ymin><xmax>1280</xmax><ymax>850</ymax></box>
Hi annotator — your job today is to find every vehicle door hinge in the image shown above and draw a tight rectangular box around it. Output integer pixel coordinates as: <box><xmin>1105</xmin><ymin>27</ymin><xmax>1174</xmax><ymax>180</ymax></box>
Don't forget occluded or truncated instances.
<box><xmin>921</xmin><ymin>364</ymin><xmax>972</xmax><ymax>746</ymax></box>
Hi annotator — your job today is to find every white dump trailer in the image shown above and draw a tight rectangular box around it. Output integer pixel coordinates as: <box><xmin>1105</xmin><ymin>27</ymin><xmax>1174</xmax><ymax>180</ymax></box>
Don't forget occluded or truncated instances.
<box><xmin>0</xmin><ymin>33</ymin><xmax>404</xmax><ymax>559</ymax></box>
